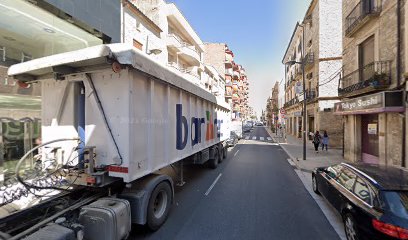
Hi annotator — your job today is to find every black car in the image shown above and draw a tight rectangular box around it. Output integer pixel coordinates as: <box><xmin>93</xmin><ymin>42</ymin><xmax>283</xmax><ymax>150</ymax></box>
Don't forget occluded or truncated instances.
<box><xmin>226</xmin><ymin>131</ymin><xmax>239</xmax><ymax>147</ymax></box>
<box><xmin>312</xmin><ymin>163</ymin><xmax>408</xmax><ymax>240</ymax></box>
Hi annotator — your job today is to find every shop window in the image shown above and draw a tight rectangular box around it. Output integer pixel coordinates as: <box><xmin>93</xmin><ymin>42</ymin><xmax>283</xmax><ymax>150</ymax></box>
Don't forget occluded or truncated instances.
<box><xmin>1</xmin><ymin>119</ymin><xmax>41</xmax><ymax>179</ymax></box>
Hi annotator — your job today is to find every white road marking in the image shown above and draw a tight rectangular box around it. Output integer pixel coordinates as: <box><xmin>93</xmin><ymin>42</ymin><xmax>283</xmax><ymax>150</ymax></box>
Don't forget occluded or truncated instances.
<box><xmin>205</xmin><ymin>173</ymin><xmax>222</xmax><ymax>196</ymax></box>
<box><xmin>267</xmin><ymin>137</ymin><xmax>272</xmax><ymax>141</ymax></box>
<box><xmin>252</xmin><ymin>136</ymin><xmax>257</xmax><ymax>140</ymax></box>
<box><xmin>245</xmin><ymin>136</ymin><xmax>250</xmax><ymax>140</ymax></box>
<box><xmin>260</xmin><ymin>137</ymin><xmax>264</xmax><ymax>141</ymax></box>
<box><xmin>234</xmin><ymin>150</ymin><xmax>240</xmax><ymax>157</ymax></box>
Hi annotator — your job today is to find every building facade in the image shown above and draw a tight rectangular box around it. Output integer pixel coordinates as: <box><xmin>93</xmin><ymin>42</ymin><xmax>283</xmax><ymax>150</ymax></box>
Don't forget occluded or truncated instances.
<box><xmin>335</xmin><ymin>0</ymin><xmax>406</xmax><ymax>167</ymax></box>
<box><xmin>0</xmin><ymin>0</ymin><xmax>108</xmax><ymax>182</ymax></box>
<box><xmin>204</xmin><ymin>43</ymin><xmax>250</xmax><ymax>120</ymax></box>
<box><xmin>282</xmin><ymin>0</ymin><xmax>343</xmax><ymax>146</ymax></box>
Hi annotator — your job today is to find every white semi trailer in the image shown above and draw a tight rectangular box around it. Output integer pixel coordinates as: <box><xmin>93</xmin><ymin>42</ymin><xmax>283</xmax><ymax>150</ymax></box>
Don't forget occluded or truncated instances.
<box><xmin>1</xmin><ymin>44</ymin><xmax>231</xmax><ymax>239</ymax></box>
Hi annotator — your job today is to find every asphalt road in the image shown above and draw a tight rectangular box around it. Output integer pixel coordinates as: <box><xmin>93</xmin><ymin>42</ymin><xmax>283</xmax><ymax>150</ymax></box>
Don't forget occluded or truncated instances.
<box><xmin>130</xmin><ymin>126</ymin><xmax>340</xmax><ymax>240</ymax></box>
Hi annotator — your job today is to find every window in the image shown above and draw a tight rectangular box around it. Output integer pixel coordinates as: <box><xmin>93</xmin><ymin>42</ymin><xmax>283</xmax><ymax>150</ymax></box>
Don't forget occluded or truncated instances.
<box><xmin>133</xmin><ymin>39</ymin><xmax>143</xmax><ymax>50</ymax></box>
<box><xmin>383</xmin><ymin>191</ymin><xmax>408</xmax><ymax>219</ymax></box>
<box><xmin>337</xmin><ymin>167</ymin><xmax>357</xmax><ymax>191</ymax></box>
<box><xmin>353</xmin><ymin>177</ymin><xmax>372</xmax><ymax>205</ymax></box>
<box><xmin>326</xmin><ymin>164</ymin><xmax>343</xmax><ymax>179</ymax></box>
<box><xmin>359</xmin><ymin>35</ymin><xmax>375</xmax><ymax>81</ymax></box>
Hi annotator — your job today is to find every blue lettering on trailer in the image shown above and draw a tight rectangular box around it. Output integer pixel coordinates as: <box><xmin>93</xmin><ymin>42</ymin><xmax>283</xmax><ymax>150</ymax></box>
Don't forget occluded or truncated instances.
<box><xmin>176</xmin><ymin>104</ymin><xmax>221</xmax><ymax>150</ymax></box>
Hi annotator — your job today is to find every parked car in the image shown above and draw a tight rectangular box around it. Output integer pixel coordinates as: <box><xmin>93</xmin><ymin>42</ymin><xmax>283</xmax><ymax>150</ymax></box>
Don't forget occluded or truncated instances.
<box><xmin>312</xmin><ymin>163</ymin><xmax>408</xmax><ymax>240</ymax></box>
<box><xmin>243</xmin><ymin>124</ymin><xmax>251</xmax><ymax>133</ymax></box>
<box><xmin>226</xmin><ymin>131</ymin><xmax>239</xmax><ymax>147</ymax></box>
<box><xmin>256</xmin><ymin>122</ymin><xmax>263</xmax><ymax>126</ymax></box>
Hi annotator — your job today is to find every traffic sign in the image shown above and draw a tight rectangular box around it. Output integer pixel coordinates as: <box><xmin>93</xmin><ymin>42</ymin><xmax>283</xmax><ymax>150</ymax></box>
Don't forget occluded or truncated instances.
<box><xmin>280</xmin><ymin>108</ymin><xmax>286</xmax><ymax>114</ymax></box>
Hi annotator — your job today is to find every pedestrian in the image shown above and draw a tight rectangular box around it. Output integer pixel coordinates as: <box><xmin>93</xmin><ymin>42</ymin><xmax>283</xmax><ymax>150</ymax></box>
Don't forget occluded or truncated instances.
<box><xmin>321</xmin><ymin>130</ymin><xmax>329</xmax><ymax>151</ymax></box>
<box><xmin>312</xmin><ymin>131</ymin><xmax>321</xmax><ymax>153</ymax></box>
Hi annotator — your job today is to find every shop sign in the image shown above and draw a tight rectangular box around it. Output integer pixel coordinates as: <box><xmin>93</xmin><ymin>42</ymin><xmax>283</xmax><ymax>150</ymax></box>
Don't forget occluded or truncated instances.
<box><xmin>334</xmin><ymin>91</ymin><xmax>403</xmax><ymax>115</ymax></box>
<box><xmin>295</xmin><ymin>82</ymin><xmax>302</xmax><ymax>94</ymax></box>
<box><xmin>367</xmin><ymin>124</ymin><xmax>377</xmax><ymax>135</ymax></box>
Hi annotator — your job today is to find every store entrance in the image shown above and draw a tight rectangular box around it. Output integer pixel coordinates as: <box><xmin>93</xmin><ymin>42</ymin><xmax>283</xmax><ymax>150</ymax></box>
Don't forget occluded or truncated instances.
<box><xmin>361</xmin><ymin>114</ymin><xmax>379</xmax><ymax>164</ymax></box>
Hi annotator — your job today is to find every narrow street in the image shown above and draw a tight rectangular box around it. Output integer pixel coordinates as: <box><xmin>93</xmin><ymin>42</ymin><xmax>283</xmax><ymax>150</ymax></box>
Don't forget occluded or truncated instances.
<box><xmin>131</xmin><ymin>126</ymin><xmax>340</xmax><ymax>240</ymax></box>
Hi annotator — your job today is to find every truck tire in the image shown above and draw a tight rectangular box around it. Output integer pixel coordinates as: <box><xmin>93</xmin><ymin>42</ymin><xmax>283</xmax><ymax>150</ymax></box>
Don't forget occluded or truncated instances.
<box><xmin>147</xmin><ymin>182</ymin><xmax>172</xmax><ymax>231</ymax></box>
<box><xmin>218</xmin><ymin>146</ymin><xmax>224</xmax><ymax>163</ymax></box>
<box><xmin>208</xmin><ymin>147</ymin><xmax>219</xmax><ymax>169</ymax></box>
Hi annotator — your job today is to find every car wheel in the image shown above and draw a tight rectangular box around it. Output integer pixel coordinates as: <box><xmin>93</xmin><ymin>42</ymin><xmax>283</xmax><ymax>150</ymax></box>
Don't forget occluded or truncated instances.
<box><xmin>312</xmin><ymin>174</ymin><xmax>320</xmax><ymax>195</ymax></box>
<box><xmin>147</xmin><ymin>182</ymin><xmax>172</xmax><ymax>231</ymax></box>
<box><xmin>343</xmin><ymin>213</ymin><xmax>359</xmax><ymax>240</ymax></box>
<box><xmin>209</xmin><ymin>147</ymin><xmax>219</xmax><ymax>169</ymax></box>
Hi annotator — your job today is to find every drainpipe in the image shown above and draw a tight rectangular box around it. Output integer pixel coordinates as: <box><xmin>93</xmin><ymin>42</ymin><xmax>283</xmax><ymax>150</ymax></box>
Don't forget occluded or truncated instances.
<box><xmin>397</xmin><ymin>0</ymin><xmax>405</xmax><ymax>167</ymax></box>
<box><xmin>397</xmin><ymin>0</ymin><xmax>402</xmax><ymax>87</ymax></box>
<box><xmin>396</xmin><ymin>1</ymin><xmax>406</xmax><ymax>167</ymax></box>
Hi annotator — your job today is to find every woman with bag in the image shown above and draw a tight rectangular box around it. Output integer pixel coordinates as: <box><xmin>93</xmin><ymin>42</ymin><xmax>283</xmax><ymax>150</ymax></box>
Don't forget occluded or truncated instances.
<box><xmin>312</xmin><ymin>131</ymin><xmax>321</xmax><ymax>153</ymax></box>
<box><xmin>321</xmin><ymin>130</ymin><xmax>329</xmax><ymax>151</ymax></box>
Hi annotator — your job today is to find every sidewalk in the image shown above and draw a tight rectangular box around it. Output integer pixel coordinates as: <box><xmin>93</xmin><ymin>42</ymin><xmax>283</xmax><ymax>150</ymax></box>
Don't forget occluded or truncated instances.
<box><xmin>266</xmin><ymin>128</ymin><xmax>345</xmax><ymax>173</ymax></box>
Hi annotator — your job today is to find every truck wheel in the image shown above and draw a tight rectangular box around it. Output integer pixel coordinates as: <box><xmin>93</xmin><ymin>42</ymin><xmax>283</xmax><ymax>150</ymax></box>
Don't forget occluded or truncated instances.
<box><xmin>147</xmin><ymin>182</ymin><xmax>172</xmax><ymax>231</ymax></box>
<box><xmin>209</xmin><ymin>147</ymin><xmax>219</xmax><ymax>169</ymax></box>
<box><xmin>218</xmin><ymin>146</ymin><xmax>224</xmax><ymax>163</ymax></box>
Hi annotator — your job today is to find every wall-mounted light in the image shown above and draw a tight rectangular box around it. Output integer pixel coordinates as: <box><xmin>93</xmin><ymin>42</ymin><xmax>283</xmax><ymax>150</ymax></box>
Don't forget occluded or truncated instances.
<box><xmin>148</xmin><ymin>48</ymin><xmax>162</xmax><ymax>55</ymax></box>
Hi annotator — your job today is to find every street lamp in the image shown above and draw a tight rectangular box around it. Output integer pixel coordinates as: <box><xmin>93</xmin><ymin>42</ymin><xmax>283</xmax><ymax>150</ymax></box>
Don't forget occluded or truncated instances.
<box><xmin>284</xmin><ymin>22</ymin><xmax>308</xmax><ymax>161</ymax></box>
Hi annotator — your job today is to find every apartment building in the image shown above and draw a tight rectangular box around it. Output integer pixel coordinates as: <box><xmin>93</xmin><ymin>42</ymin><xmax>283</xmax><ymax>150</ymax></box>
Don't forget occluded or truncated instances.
<box><xmin>334</xmin><ymin>0</ymin><xmax>406</xmax><ymax>166</ymax></box>
<box><xmin>204</xmin><ymin>43</ymin><xmax>250</xmax><ymax>120</ymax></box>
<box><xmin>265</xmin><ymin>82</ymin><xmax>279</xmax><ymax>128</ymax></box>
<box><xmin>282</xmin><ymin>0</ymin><xmax>343</xmax><ymax>146</ymax></box>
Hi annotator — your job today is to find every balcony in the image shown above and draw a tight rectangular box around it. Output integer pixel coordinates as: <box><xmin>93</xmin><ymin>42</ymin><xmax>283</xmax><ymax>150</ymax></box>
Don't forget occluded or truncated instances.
<box><xmin>225</xmin><ymin>68</ymin><xmax>233</xmax><ymax>76</ymax></box>
<box><xmin>304</xmin><ymin>52</ymin><xmax>315</xmax><ymax>68</ymax></box>
<box><xmin>284</xmin><ymin>98</ymin><xmax>299</xmax><ymax>108</ymax></box>
<box><xmin>345</xmin><ymin>0</ymin><xmax>382</xmax><ymax>37</ymax></box>
<box><xmin>167</xmin><ymin>34</ymin><xmax>201</xmax><ymax>66</ymax></box>
<box><xmin>299</xmin><ymin>90</ymin><xmax>317</xmax><ymax>102</ymax></box>
<box><xmin>338</xmin><ymin>61</ymin><xmax>391</xmax><ymax>96</ymax></box>
<box><xmin>225</xmin><ymin>88</ymin><xmax>233</xmax><ymax>98</ymax></box>
<box><xmin>233</xmin><ymin>71</ymin><xmax>240</xmax><ymax>79</ymax></box>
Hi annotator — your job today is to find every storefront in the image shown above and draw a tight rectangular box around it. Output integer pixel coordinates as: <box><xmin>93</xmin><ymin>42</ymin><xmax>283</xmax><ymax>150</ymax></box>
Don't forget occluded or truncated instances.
<box><xmin>0</xmin><ymin>0</ymin><xmax>104</xmax><ymax>182</ymax></box>
<box><xmin>334</xmin><ymin>91</ymin><xmax>404</xmax><ymax>165</ymax></box>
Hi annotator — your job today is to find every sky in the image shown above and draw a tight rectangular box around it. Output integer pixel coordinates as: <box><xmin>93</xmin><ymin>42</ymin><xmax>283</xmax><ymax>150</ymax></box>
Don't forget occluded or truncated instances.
<box><xmin>171</xmin><ymin>0</ymin><xmax>310</xmax><ymax>117</ymax></box>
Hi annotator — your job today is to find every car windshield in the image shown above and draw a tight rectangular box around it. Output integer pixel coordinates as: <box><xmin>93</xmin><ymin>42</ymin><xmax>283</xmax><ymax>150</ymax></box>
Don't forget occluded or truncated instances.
<box><xmin>383</xmin><ymin>191</ymin><xmax>408</xmax><ymax>218</ymax></box>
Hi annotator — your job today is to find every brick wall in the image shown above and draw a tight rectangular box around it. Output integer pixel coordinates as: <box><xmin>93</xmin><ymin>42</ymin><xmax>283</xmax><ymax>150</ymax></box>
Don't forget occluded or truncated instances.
<box><xmin>203</xmin><ymin>43</ymin><xmax>226</xmax><ymax>77</ymax></box>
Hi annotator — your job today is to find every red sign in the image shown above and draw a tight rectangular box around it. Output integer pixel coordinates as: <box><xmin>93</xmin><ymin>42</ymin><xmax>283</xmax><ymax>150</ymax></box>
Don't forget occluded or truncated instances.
<box><xmin>280</xmin><ymin>108</ymin><xmax>286</xmax><ymax>114</ymax></box>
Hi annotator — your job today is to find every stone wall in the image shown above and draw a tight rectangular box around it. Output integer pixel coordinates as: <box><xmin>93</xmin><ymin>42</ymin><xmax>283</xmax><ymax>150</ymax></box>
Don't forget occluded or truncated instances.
<box><xmin>386</xmin><ymin>113</ymin><xmax>403</xmax><ymax>166</ymax></box>
<box><xmin>316</xmin><ymin>110</ymin><xmax>343</xmax><ymax>148</ymax></box>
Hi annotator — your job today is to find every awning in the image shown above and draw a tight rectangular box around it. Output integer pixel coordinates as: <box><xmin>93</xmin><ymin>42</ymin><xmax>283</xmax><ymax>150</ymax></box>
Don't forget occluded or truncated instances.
<box><xmin>334</xmin><ymin>91</ymin><xmax>404</xmax><ymax>115</ymax></box>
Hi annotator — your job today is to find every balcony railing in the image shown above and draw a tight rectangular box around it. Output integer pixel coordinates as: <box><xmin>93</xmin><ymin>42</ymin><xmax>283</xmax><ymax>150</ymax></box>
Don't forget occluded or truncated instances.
<box><xmin>338</xmin><ymin>61</ymin><xmax>391</xmax><ymax>95</ymax></box>
<box><xmin>299</xmin><ymin>90</ymin><xmax>316</xmax><ymax>102</ymax></box>
<box><xmin>304</xmin><ymin>52</ymin><xmax>314</xmax><ymax>67</ymax></box>
<box><xmin>284</xmin><ymin>98</ymin><xmax>299</xmax><ymax>108</ymax></box>
<box><xmin>346</xmin><ymin>0</ymin><xmax>382</xmax><ymax>36</ymax></box>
